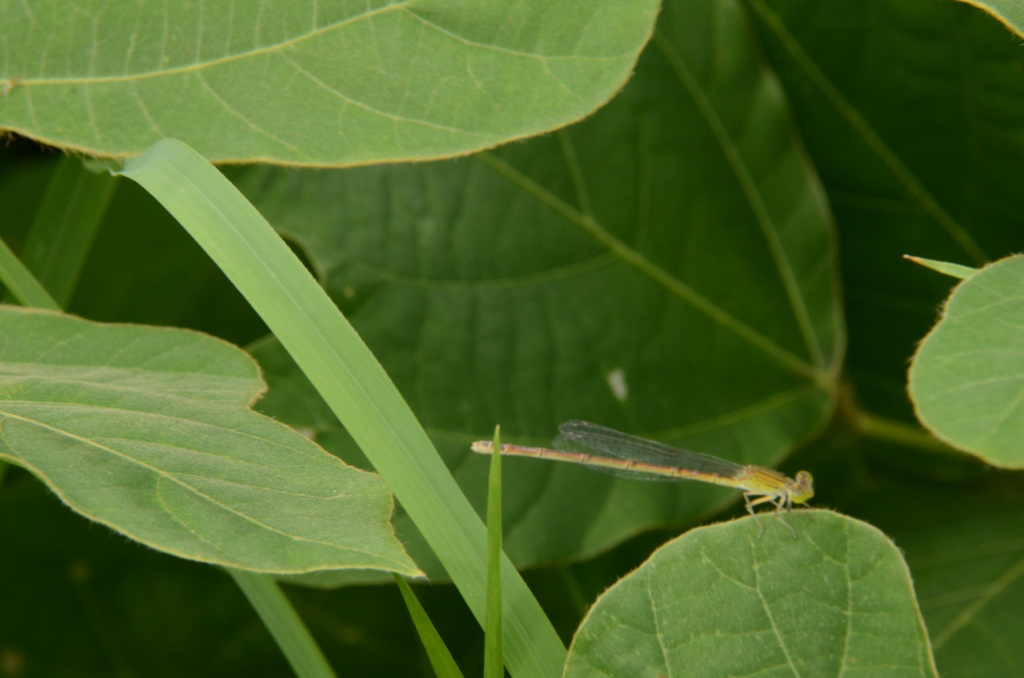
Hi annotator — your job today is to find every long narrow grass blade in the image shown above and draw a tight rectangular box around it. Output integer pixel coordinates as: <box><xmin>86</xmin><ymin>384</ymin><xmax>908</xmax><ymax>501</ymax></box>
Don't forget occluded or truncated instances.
<box><xmin>116</xmin><ymin>139</ymin><xmax>566</xmax><ymax>678</ymax></box>
<box><xmin>394</xmin><ymin>575</ymin><xmax>466</xmax><ymax>678</ymax></box>
<box><xmin>17</xmin><ymin>155</ymin><xmax>117</xmax><ymax>306</ymax></box>
<box><xmin>228</xmin><ymin>569</ymin><xmax>336</xmax><ymax>678</ymax></box>
<box><xmin>485</xmin><ymin>426</ymin><xmax>504</xmax><ymax>678</ymax></box>
<box><xmin>0</xmin><ymin>237</ymin><xmax>59</xmax><ymax>310</ymax></box>
<box><xmin>903</xmin><ymin>255</ymin><xmax>977</xmax><ymax>280</ymax></box>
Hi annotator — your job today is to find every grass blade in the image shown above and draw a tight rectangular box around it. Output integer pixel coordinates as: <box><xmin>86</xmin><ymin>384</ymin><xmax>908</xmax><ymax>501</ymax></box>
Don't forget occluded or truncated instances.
<box><xmin>903</xmin><ymin>255</ymin><xmax>977</xmax><ymax>280</ymax></box>
<box><xmin>228</xmin><ymin>569</ymin><xmax>336</xmax><ymax>678</ymax></box>
<box><xmin>485</xmin><ymin>426</ymin><xmax>503</xmax><ymax>678</ymax></box>
<box><xmin>394</xmin><ymin>575</ymin><xmax>466</xmax><ymax>678</ymax></box>
<box><xmin>17</xmin><ymin>155</ymin><xmax>117</xmax><ymax>306</ymax></box>
<box><xmin>0</xmin><ymin>237</ymin><xmax>59</xmax><ymax>310</ymax></box>
<box><xmin>115</xmin><ymin>139</ymin><xmax>567</xmax><ymax>678</ymax></box>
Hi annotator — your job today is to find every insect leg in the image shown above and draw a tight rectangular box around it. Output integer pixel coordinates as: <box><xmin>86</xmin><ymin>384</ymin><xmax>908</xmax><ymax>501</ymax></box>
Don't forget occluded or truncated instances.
<box><xmin>744</xmin><ymin>493</ymin><xmax>776</xmax><ymax>538</ymax></box>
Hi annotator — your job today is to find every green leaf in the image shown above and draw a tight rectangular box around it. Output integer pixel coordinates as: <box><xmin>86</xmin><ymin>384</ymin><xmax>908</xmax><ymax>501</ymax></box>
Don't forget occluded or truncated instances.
<box><xmin>565</xmin><ymin>512</ymin><xmax>939</xmax><ymax>677</ymax></box>
<box><xmin>953</xmin><ymin>0</ymin><xmax>1024</xmax><ymax>38</ymax></box>
<box><xmin>747</xmin><ymin>0</ymin><xmax>1024</xmax><ymax>422</ymax></box>
<box><xmin>0</xmin><ymin>0</ymin><xmax>659</xmax><ymax>165</ymax></box>
<box><xmin>0</xmin><ymin>305</ymin><xmax>418</xmax><ymax>575</ymax></box>
<box><xmin>236</xmin><ymin>0</ymin><xmax>842</xmax><ymax>572</ymax></box>
<box><xmin>903</xmin><ymin>255</ymin><xmax>977</xmax><ymax>281</ymax></box>
<box><xmin>840</xmin><ymin>471</ymin><xmax>1024</xmax><ymax>678</ymax></box>
<box><xmin>908</xmin><ymin>255</ymin><xmax>1024</xmax><ymax>467</ymax></box>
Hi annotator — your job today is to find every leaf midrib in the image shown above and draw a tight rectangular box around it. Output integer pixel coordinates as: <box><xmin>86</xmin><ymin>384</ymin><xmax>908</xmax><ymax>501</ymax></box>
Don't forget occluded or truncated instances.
<box><xmin>745</xmin><ymin>0</ymin><xmax>989</xmax><ymax>266</ymax></box>
<box><xmin>478</xmin><ymin>152</ymin><xmax>826</xmax><ymax>383</ymax></box>
<box><xmin>0</xmin><ymin>409</ymin><xmax>406</xmax><ymax>567</ymax></box>
<box><xmin>18</xmin><ymin>0</ymin><xmax>626</xmax><ymax>89</ymax></box>
<box><xmin>652</xmin><ymin>27</ymin><xmax>828</xmax><ymax>373</ymax></box>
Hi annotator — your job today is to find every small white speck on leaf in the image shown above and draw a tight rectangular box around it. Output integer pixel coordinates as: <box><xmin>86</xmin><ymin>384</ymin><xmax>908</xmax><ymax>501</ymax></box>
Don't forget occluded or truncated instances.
<box><xmin>606</xmin><ymin>368</ymin><xmax>628</xmax><ymax>402</ymax></box>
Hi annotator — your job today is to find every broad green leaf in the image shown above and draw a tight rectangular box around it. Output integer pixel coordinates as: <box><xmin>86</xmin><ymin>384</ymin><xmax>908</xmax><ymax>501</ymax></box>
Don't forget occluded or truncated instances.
<box><xmin>0</xmin><ymin>306</ymin><xmax>418</xmax><ymax>575</ymax></box>
<box><xmin>237</xmin><ymin>0</ymin><xmax>842</xmax><ymax>574</ymax></box>
<box><xmin>0</xmin><ymin>0</ymin><xmax>659</xmax><ymax>165</ymax></box>
<box><xmin>908</xmin><ymin>255</ymin><xmax>1024</xmax><ymax>467</ymax></box>
<box><xmin>954</xmin><ymin>0</ymin><xmax>1024</xmax><ymax>38</ymax></box>
<box><xmin>565</xmin><ymin>512</ymin><xmax>938</xmax><ymax>677</ymax></box>
<box><xmin>759</xmin><ymin>417</ymin><xmax>1024</xmax><ymax>678</ymax></box>
<box><xmin>748</xmin><ymin>0</ymin><xmax>1024</xmax><ymax>422</ymax></box>
<box><xmin>838</xmin><ymin>466</ymin><xmax>1024</xmax><ymax>678</ymax></box>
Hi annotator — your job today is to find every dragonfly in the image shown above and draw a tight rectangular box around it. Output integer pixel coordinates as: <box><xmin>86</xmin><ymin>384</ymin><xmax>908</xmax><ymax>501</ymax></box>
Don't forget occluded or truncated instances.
<box><xmin>471</xmin><ymin>420</ymin><xmax>813</xmax><ymax>537</ymax></box>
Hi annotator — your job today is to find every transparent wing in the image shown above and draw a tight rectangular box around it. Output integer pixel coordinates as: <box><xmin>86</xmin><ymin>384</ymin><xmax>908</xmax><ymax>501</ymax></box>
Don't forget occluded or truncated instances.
<box><xmin>554</xmin><ymin>420</ymin><xmax>745</xmax><ymax>480</ymax></box>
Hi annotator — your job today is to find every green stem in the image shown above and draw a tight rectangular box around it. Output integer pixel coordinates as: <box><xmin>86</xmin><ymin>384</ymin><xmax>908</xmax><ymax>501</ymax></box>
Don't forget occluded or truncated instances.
<box><xmin>850</xmin><ymin>410</ymin><xmax>959</xmax><ymax>456</ymax></box>
<box><xmin>558</xmin><ymin>567</ymin><xmax>591</xmax><ymax>622</ymax></box>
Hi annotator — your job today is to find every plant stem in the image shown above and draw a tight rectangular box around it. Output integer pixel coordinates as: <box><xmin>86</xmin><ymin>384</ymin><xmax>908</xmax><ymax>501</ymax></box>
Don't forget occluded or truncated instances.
<box><xmin>850</xmin><ymin>410</ymin><xmax>960</xmax><ymax>456</ymax></box>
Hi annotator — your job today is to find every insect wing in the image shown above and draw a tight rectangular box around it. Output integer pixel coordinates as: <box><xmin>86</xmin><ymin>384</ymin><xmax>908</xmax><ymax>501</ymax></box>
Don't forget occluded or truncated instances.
<box><xmin>554</xmin><ymin>421</ymin><xmax>745</xmax><ymax>480</ymax></box>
